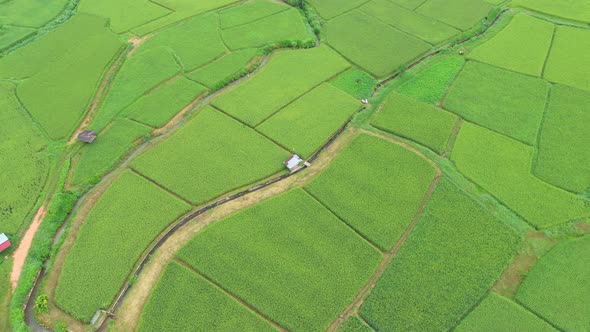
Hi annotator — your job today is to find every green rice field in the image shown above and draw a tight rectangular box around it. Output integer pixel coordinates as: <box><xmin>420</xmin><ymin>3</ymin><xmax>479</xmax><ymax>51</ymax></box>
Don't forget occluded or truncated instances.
<box><xmin>2</xmin><ymin>1</ymin><xmax>589</xmax><ymax>331</ymax></box>
<box><xmin>455</xmin><ymin>293</ymin><xmax>556</xmax><ymax>332</ymax></box>
<box><xmin>55</xmin><ymin>170</ymin><xmax>190</xmax><ymax>322</ymax></box>
<box><xmin>516</xmin><ymin>236</ymin><xmax>590</xmax><ymax>331</ymax></box>
<box><xmin>177</xmin><ymin>189</ymin><xmax>381</xmax><ymax>331</ymax></box>
<box><xmin>132</xmin><ymin>107</ymin><xmax>289</xmax><ymax>204</ymax></box>
<box><xmin>306</xmin><ymin>134</ymin><xmax>437</xmax><ymax>250</ymax></box>
<box><xmin>360</xmin><ymin>179</ymin><xmax>519</xmax><ymax>331</ymax></box>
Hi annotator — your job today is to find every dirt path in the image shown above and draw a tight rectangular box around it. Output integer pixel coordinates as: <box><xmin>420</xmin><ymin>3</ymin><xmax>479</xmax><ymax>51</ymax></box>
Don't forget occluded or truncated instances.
<box><xmin>11</xmin><ymin>207</ymin><xmax>46</xmax><ymax>290</ymax></box>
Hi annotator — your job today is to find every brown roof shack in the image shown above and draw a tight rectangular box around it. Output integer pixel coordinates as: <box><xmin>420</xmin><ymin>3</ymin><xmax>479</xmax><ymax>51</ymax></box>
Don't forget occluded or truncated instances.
<box><xmin>77</xmin><ymin>130</ymin><xmax>97</xmax><ymax>143</ymax></box>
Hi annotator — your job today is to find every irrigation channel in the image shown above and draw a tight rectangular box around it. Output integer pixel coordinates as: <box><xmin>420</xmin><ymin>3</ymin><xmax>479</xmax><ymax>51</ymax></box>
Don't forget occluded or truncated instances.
<box><xmin>22</xmin><ymin>8</ymin><xmax>508</xmax><ymax>331</ymax></box>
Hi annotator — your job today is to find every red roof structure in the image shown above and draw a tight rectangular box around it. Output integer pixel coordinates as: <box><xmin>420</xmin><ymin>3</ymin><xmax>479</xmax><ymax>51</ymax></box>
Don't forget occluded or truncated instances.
<box><xmin>0</xmin><ymin>233</ymin><xmax>11</xmax><ymax>253</ymax></box>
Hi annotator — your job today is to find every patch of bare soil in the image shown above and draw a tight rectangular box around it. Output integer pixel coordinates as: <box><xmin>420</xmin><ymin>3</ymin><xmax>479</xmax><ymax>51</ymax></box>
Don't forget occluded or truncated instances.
<box><xmin>11</xmin><ymin>207</ymin><xmax>46</xmax><ymax>290</ymax></box>
<box><xmin>493</xmin><ymin>230</ymin><xmax>554</xmax><ymax>298</ymax></box>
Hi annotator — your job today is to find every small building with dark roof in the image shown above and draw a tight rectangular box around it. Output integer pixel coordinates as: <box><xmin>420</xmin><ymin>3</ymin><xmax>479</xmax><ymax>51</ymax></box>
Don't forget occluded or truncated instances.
<box><xmin>0</xmin><ymin>233</ymin><xmax>11</xmax><ymax>253</ymax></box>
<box><xmin>78</xmin><ymin>130</ymin><xmax>97</xmax><ymax>143</ymax></box>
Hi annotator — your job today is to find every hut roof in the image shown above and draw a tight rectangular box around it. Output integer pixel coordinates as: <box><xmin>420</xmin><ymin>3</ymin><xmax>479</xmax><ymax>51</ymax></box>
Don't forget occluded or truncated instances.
<box><xmin>78</xmin><ymin>130</ymin><xmax>97</xmax><ymax>143</ymax></box>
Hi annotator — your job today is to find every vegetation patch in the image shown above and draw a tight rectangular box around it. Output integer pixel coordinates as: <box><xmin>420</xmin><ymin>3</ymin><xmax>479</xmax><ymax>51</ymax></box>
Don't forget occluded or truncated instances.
<box><xmin>132</xmin><ymin>107</ymin><xmax>289</xmax><ymax>205</ymax></box>
<box><xmin>340</xmin><ymin>315</ymin><xmax>373</xmax><ymax>332</ymax></box>
<box><xmin>444</xmin><ymin>61</ymin><xmax>549</xmax><ymax>145</ymax></box>
<box><xmin>396</xmin><ymin>55</ymin><xmax>465</xmax><ymax>104</ymax></box>
<box><xmin>455</xmin><ymin>293</ymin><xmax>556</xmax><ymax>332</ymax></box>
<box><xmin>70</xmin><ymin>118</ymin><xmax>152</xmax><ymax>187</ymax></box>
<box><xmin>510</xmin><ymin>0</ymin><xmax>590</xmax><ymax>23</ymax></box>
<box><xmin>212</xmin><ymin>46</ymin><xmax>350</xmax><ymax>126</ymax></box>
<box><xmin>125</xmin><ymin>77</ymin><xmax>207</xmax><ymax>128</ymax></box>
<box><xmin>306</xmin><ymin>0</ymin><xmax>369</xmax><ymax>20</ymax></box>
<box><xmin>417</xmin><ymin>0</ymin><xmax>494</xmax><ymax>31</ymax></box>
<box><xmin>1</xmin><ymin>14</ymin><xmax>124</xmax><ymax>140</ymax></box>
<box><xmin>177</xmin><ymin>189</ymin><xmax>382</xmax><ymax>331</ymax></box>
<box><xmin>188</xmin><ymin>48</ymin><xmax>259</xmax><ymax>90</ymax></box>
<box><xmin>257</xmin><ymin>83</ymin><xmax>361</xmax><ymax>158</ymax></box>
<box><xmin>360</xmin><ymin>0</ymin><xmax>460</xmax><ymax>44</ymax></box>
<box><xmin>534</xmin><ymin>85</ymin><xmax>590</xmax><ymax>194</ymax></box>
<box><xmin>306</xmin><ymin>134</ymin><xmax>437</xmax><ymax>250</ymax></box>
<box><xmin>131</xmin><ymin>0</ymin><xmax>240</xmax><ymax>36</ymax></box>
<box><xmin>360</xmin><ymin>179</ymin><xmax>519</xmax><ymax>331</ymax></box>
<box><xmin>55</xmin><ymin>170</ymin><xmax>190</xmax><ymax>322</ymax></box>
<box><xmin>451</xmin><ymin>123</ymin><xmax>589</xmax><ymax>229</ymax></box>
<box><xmin>0</xmin><ymin>0</ymin><xmax>68</xmax><ymax>28</ymax></box>
<box><xmin>221</xmin><ymin>8</ymin><xmax>313</xmax><ymax>50</ymax></box>
<box><xmin>544</xmin><ymin>26</ymin><xmax>590</xmax><ymax>92</ymax></box>
<box><xmin>467</xmin><ymin>14</ymin><xmax>554</xmax><ymax>77</ymax></box>
<box><xmin>139</xmin><ymin>12</ymin><xmax>227</xmax><ymax>72</ymax></box>
<box><xmin>516</xmin><ymin>236</ymin><xmax>590</xmax><ymax>331</ymax></box>
<box><xmin>219</xmin><ymin>0</ymin><xmax>289</xmax><ymax>29</ymax></box>
<box><xmin>137</xmin><ymin>261</ymin><xmax>276</xmax><ymax>332</ymax></box>
<box><xmin>77</xmin><ymin>0</ymin><xmax>170</xmax><ymax>34</ymax></box>
<box><xmin>330</xmin><ymin>67</ymin><xmax>377</xmax><ymax>99</ymax></box>
<box><xmin>0</xmin><ymin>82</ymin><xmax>48</xmax><ymax>235</ymax></box>
<box><xmin>326</xmin><ymin>10</ymin><xmax>431</xmax><ymax>78</ymax></box>
<box><xmin>372</xmin><ymin>92</ymin><xmax>457</xmax><ymax>153</ymax></box>
<box><xmin>91</xmin><ymin>47</ymin><xmax>180</xmax><ymax>132</ymax></box>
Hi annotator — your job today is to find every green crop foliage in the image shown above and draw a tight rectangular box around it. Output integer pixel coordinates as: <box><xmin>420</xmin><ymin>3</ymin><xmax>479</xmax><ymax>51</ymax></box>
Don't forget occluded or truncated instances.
<box><xmin>389</xmin><ymin>0</ymin><xmax>426</xmax><ymax>10</ymax></box>
<box><xmin>140</xmin><ymin>12</ymin><xmax>227</xmax><ymax>72</ymax></box>
<box><xmin>0</xmin><ymin>0</ymin><xmax>68</xmax><ymax>28</ymax></box>
<box><xmin>0</xmin><ymin>14</ymin><xmax>112</xmax><ymax>78</ymax></box>
<box><xmin>138</xmin><ymin>261</ymin><xmax>276</xmax><ymax>332</ymax></box>
<box><xmin>510</xmin><ymin>0</ymin><xmax>590</xmax><ymax>23</ymax></box>
<box><xmin>306</xmin><ymin>0</ymin><xmax>368</xmax><ymax>19</ymax></box>
<box><xmin>306</xmin><ymin>134</ymin><xmax>437</xmax><ymax>250</ymax></box>
<box><xmin>330</xmin><ymin>68</ymin><xmax>377</xmax><ymax>99</ymax></box>
<box><xmin>213</xmin><ymin>46</ymin><xmax>350</xmax><ymax>126</ymax></box>
<box><xmin>372</xmin><ymin>92</ymin><xmax>458</xmax><ymax>153</ymax></box>
<box><xmin>535</xmin><ymin>85</ymin><xmax>590</xmax><ymax>194</ymax></box>
<box><xmin>16</xmin><ymin>18</ymin><xmax>123</xmax><ymax>140</ymax></box>
<box><xmin>188</xmin><ymin>48</ymin><xmax>259</xmax><ymax>89</ymax></box>
<box><xmin>360</xmin><ymin>179</ymin><xmax>519</xmax><ymax>331</ymax></box>
<box><xmin>444</xmin><ymin>61</ymin><xmax>549</xmax><ymax>145</ymax></box>
<box><xmin>516</xmin><ymin>236</ymin><xmax>590</xmax><ymax>331</ymax></box>
<box><xmin>396</xmin><ymin>54</ymin><xmax>465</xmax><ymax>104</ymax></box>
<box><xmin>77</xmin><ymin>0</ymin><xmax>170</xmax><ymax>33</ymax></box>
<box><xmin>221</xmin><ymin>8</ymin><xmax>313</xmax><ymax>50</ymax></box>
<box><xmin>257</xmin><ymin>83</ymin><xmax>361</xmax><ymax>158</ymax></box>
<box><xmin>178</xmin><ymin>189</ymin><xmax>382</xmax><ymax>331</ymax></box>
<box><xmin>417</xmin><ymin>0</ymin><xmax>494</xmax><ymax>31</ymax></box>
<box><xmin>468</xmin><ymin>14</ymin><xmax>554</xmax><ymax>77</ymax></box>
<box><xmin>339</xmin><ymin>316</ymin><xmax>373</xmax><ymax>332</ymax></box>
<box><xmin>452</xmin><ymin>123</ymin><xmax>590</xmax><ymax>228</ymax></box>
<box><xmin>326</xmin><ymin>10</ymin><xmax>431</xmax><ymax>78</ymax></box>
<box><xmin>219</xmin><ymin>0</ymin><xmax>289</xmax><ymax>29</ymax></box>
<box><xmin>0</xmin><ymin>82</ymin><xmax>48</xmax><ymax>235</ymax></box>
<box><xmin>91</xmin><ymin>47</ymin><xmax>181</xmax><ymax>132</ymax></box>
<box><xmin>0</xmin><ymin>25</ymin><xmax>35</xmax><ymax>50</ymax></box>
<box><xmin>55</xmin><ymin>170</ymin><xmax>190</xmax><ymax>322</ymax></box>
<box><xmin>70</xmin><ymin>118</ymin><xmax>152</xmax><ymax>187</ymax></box>
<box><xmin>544</xmin><ymin>26</ymin><xmax>590</xmax><ymax>92</ymax></box>
<box><xmin>132</xmin><ymin>107</ymin><xmax>289</xmax><ymax>204</ymax></box>
<box><xmin>131</xmin><ymin>0</ymin><xmax>240</xmax><ymax>36</ymax></box>
<box><xmin>360</xmin><ymin>0</ymin><xmax>460</xmax><ymax>44</ymax></box>
<box><xmin>455</xmin><ymin>293</ymin><xmax>556</xmax><ymax>332</ymax></box>
<box><xmin>125</xmin><ymin>77</ymin><xmax>207</xmax><ymax>127</ymax></box>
